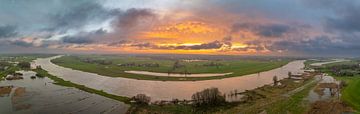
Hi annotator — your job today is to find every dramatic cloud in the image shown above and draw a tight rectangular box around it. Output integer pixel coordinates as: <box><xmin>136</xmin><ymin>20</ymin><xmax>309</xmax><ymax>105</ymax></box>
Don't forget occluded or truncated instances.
<box><xmin>113</xmin><ymin>8</ymin><xmax>156</xmax><ymax>29</ymax></box>
<box><xmin>325</xmin><ymin>7</ymin><xmax>360</xmax><ymax>33</ymax></box>
<box><xmin>107</xmin><ymin>37</ymin><xmax>232</xmax><ymax>51</ymax></box>
<box><xmin>231</xmin><ymin>23</ymin><xmax>293</xmax><ymax>38</ymax></box>
<box><xmin>49</xmin><ymin>1</ymin><xmax>111</xmax><ymax>31</ymax></box>
<box><xmin>61</xmin><ymin>28</ymin><xmax>107</xmax><ymax>44</ymax></box>
<box><xmin>0</xmin><ymin>25</ymin><xmax>17</xmax><ymax>38</ymax></box>
<box><xmin>2</xmin><ymin>0</ymin><xmax>360</xmax><ymax>56</ymax></box>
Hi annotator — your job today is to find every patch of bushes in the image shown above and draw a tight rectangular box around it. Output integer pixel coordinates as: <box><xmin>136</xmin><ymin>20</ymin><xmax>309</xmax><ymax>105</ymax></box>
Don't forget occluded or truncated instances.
<box><xmin>192</xmin><ymin>87</ymin><xmax>226</xmax><ymax>107</ymax></box>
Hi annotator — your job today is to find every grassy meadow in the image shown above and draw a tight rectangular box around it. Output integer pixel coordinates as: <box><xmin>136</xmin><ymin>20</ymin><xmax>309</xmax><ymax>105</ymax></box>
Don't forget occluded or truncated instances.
<box><xmin>51</xmin><ymin>55</ymin><xmax>290</xmax><ymax>81</ymax></box>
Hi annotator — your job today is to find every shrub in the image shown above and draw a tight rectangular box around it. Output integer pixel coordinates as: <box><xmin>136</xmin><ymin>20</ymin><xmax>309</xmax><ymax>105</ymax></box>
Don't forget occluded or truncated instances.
<box><xmin>133</xmin><ymin>94</ymin><xmax>151</xmax><ymax>105</ymax></box>
<box><xmin>18</xmin><ymin>62</ymin><xmax>30</xmax><ymax>69</ymax></box>
<box><xmin>339</xmin><ymin>80</ymin><xmax>347</xmax><ymax>89</ymax></box>
<box><xmin>191</xmin><ymin>88</ymin><xmax>226</xmax><ymax>107</ymax></box>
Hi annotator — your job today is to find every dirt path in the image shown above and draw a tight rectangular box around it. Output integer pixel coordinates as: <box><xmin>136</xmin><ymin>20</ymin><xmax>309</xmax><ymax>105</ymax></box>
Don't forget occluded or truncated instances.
<box><xmin>282</xmin><ymin>76</ymin><xmax>321</xmax><ymax>97</ymax></box>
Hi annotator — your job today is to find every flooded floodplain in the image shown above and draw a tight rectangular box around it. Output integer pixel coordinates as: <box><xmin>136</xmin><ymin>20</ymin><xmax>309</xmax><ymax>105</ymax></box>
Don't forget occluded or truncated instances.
<box><xmin>0</xmin><ymin>71</ymin><xmax>129</xmax><ymax>114</ymax></box>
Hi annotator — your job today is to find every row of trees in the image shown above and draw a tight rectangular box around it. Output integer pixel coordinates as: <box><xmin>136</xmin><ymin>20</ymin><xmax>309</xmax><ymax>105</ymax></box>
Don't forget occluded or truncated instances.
<box><xmin>118</xmin><ymin>62</ymin><xmax>160</xmax><ymax>67</ymax></box>
<box><xmin>81</xmin><ymin>58</ymin><xmax>112</xmax><ymax>65</ymax></box>
<box><xmin>132</xmin><ymin>87</ymin><xmax>226</xmax><ymax>107</ymax></box>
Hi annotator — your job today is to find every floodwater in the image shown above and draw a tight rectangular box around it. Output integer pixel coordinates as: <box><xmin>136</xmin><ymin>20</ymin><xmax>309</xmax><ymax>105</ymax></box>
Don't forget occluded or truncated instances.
<box><xmin>34</xmin><ymin>56</ymin><xmax>305</xmax><ymax>101</ymax></box>
<box><xmin>124</xmin><ymin>70</ymin><xmax>233</xmax><ymax>77</ymax></box>
<box><xmin>307</xmin><ymin>75</ymin><xmax>340</xmax><ymax>103</ymax></box>
<box><xmin>310</xmin><ymin>59</ymin><xmax>349</xmax><ymax>66</ymax></box>
<box><xmin>0</xmin><ymin>71</ymin><xmax>129</xmax><ymax>114</ymax></box>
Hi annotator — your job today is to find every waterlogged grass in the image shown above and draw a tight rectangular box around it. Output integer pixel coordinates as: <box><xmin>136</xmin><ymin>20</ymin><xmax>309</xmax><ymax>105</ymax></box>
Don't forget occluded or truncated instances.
<box><xmin>0</xmin><ymin>66</ymin><xmax>19</xmax><ymax>80</ymax></box>
<box><xmin>52</xmin><ymin>55</ymin><xmax>289</xmax><ymax>81</ymax></box>
<box><xmin>33</xmin><ymin>68</ymin><xmax>131</xmax><ymax>104</ymax></box>
<box><xmin>129</xmin><ymin>102</ymin><xmax>239</xmax><ymax>114</ymax></box>
<box><xmin>218</xmin><ymin>77</ymin><xmax>315</xmax><ymax>114</ymax></box>
<box><xmin>129</xmin><ymin>105</ymin><xmax>193</xmax><ymax>114</ymax></box>
<box><xmin>265</xmin><ymin>82</ymin><xmax>316</xmax><ymax>114</ymax></box>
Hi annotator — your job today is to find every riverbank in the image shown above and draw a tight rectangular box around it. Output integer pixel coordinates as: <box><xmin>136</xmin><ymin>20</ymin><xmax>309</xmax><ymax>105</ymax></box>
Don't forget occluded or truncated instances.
<box><xmin>51</xmin><ymin>55</ymin><xmax>289</xmax><ymax>81</ymax></box>
<box><xmin>33</xmin><ymin>68</ymin><xmax>132</xmax><ymax>104</ymax></box>
<box><xmin>129</xmin><ymin>73</ymin><xmax>318</xmax><ymax>113</ymax></box>
<box><xmin>35</xmin><ymin>56</ymin><xmax>306</xmax><ymax>101</ymax></box>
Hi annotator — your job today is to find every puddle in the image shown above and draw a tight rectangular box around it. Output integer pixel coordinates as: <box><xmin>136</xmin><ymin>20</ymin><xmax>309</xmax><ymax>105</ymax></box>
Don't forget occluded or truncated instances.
<box><xmin>306</xmin><ymin>75</ymin><xmax>340</xmax><ymax>103</ymax></box>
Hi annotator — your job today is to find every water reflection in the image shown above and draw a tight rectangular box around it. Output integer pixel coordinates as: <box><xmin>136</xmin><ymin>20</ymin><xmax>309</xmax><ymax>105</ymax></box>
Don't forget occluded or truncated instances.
<box><xmin>35</xmin><ymin>56</ymin><xmax>305</xmax><ymax>101</ymax></box>
<box><xmin>307</xmin><ymin>75</ymin><xmax>340</xmax><ymax>103</ymax></box>
<box><xmin>0</xmin><ymin>71</ymin><xmax>129</xmax><ymax>114</ymax></box>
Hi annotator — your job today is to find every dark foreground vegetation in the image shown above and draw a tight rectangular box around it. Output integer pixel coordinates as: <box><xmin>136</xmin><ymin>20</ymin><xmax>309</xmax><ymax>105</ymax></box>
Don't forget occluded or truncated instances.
<box><xmin>128</xmin><ymin>73</ymin><xmax>317</xmax><ymax>114</ymax></box>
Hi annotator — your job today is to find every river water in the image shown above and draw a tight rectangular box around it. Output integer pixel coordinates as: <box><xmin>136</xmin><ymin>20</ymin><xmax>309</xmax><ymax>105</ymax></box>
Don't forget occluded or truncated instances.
<box><xmin>34</xmin><ymin>56</ymin><xmax>305</xmax><ymax>101</ymax></box>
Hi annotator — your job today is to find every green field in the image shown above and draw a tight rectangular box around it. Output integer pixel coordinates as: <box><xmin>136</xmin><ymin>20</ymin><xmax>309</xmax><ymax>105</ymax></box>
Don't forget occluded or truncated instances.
<box><xmin>0</xmin><ymin>66</ymin><xmax>19</xmax><ymax>81</ymax></box>
<box><xmin>336</xmin><ymin>77</ymin><xmax>360</xmax><ymax>111</ymax></box>
<box><xmin>51</xmin><ymin>55</ymin><xmax>289</xmax><ymax>81</ymax></box>
<box><xmin>318</xmin><ymin>61</ymin><xmax>360</xmax><ymax>112</ymax></box>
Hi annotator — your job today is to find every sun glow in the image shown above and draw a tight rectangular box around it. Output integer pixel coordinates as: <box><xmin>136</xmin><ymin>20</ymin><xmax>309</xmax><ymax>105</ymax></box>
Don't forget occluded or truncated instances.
<box><xmin>142</xmin><ymin>21</ymin><xmax>226</xmax><ymax>41</ymax></box>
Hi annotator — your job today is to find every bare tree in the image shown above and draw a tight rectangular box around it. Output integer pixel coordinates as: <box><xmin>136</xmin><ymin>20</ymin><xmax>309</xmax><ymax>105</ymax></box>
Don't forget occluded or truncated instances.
<box><xmin>133</xmin><ymin>94</ymin><xmax>151</xmax><ymax>105</ymax></box>
<box><xmin>191</xmin><ymin>88</ymin><xmax>226</xmax><ymax>107</ymax></box>
<box><xmin>273</xmin><ymin>76</ymin><xmax>278</xmax><ymax>86</ymax></box>
<box><xmin>288</xmin><ymin>72</ymin><xmax>292</xmax><ymax>79</ymax></box>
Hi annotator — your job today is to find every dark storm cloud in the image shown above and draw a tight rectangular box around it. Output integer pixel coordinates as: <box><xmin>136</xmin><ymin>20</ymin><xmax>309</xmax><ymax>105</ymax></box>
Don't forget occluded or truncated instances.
<box><xmin>9</xmin><ymin>40</ymin><xmax>33</xmax><ymax>47</ymax></box>
<box><xmin>0</xmin><ymin>25</ymin><xmax>17</xmax><ymax>38</ymax></box>
<box><xmin>277</xmin><ymin>36</ymin><xmax>338</xmax><ymax>52</ymax></box>
<box><xmin>61</xmin><ymin>28</ymin><xmax>107</xmax><ymax>44</ymax></box>
<box><xmin>62</xmin><ymin>36</ymin><xmax>94</xmax><ymax>44</ymax></box>
<box><xmin>263</xmin><ymin>35</ymin><xmax>360</xmax><ymax>56</ymax></box>
<box><xmin>297</xmin><ymin>0</ymin><xmax>360</xmax><ymax>56</ymax></box>
<box><xmin>48</xmin><ymin>1</ymin><xmax>112</xmax><ymax>31</ymax></box>
<box><xmin>231</xmin><ymin>23</ymin><xmax>292</xmax><ymax>38</ymax></box>
<box><xmin>231</xmin><ymin>40</ymin><xmax>268</xmax><ymax>52</ymax></box>
<box><xmin>303</xmin><ymin>0</ymin><xmax>360</xmax><ymax>33</ymax></box>
<box><xmin>257</xmin><ymin>24</ymin><xmax>291</xmax><ymax>37</ymax></box>
<box><xmin>325</xmin><ymin>7</ymin><xmax>360</xmax><ymax>33</ymax></box>
<box><xmin>107</xmin><ymin>40</ymin><xmax>131</xmax><ymax>47</ymax></box>
<box><xmin>113</xmin><ymin>8</ymin><xmax>156</xmax><ymax>29</ymax></box>
<box><xmin>173</xmin><ymin>41</ymin><xmax>223</xmax><ymax>50</ymax></box>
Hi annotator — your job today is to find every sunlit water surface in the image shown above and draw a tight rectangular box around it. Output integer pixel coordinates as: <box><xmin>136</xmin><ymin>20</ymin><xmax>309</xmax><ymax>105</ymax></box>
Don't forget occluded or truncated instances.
<box><xmin>35</xmin><ymin>56</ymin><xmax>306</xmax><ymax>101</ymax></box>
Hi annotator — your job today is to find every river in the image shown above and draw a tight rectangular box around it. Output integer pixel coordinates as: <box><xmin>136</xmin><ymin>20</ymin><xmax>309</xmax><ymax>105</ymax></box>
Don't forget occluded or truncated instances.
<box><xmin>34</xmin><ymin>56</ymin><xmax>305</xmax><ymax>101</ymax></box>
